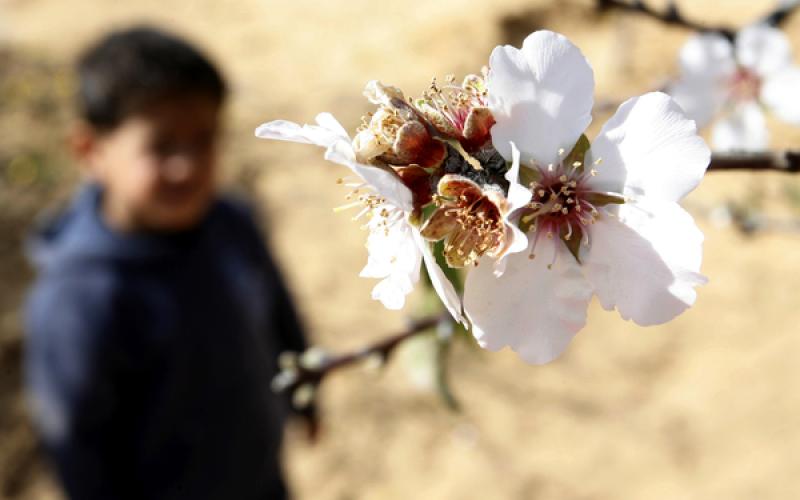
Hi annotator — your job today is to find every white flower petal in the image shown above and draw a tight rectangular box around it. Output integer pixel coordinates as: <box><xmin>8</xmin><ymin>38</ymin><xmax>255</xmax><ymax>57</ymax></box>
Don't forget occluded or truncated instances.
<box><xmin>677</xmin><ymin>33</ymin><xmax>736</xmax><ymax>78</ymax></box>
<box><xmin>256</xmin><ymin>112</ymin><xmax>413</xmax><ymax>210</ymax></box>
<box><xmin>413</xmin><ymin>230</ymin><xmax>465</xmax><ymax>326</ymax></box>
<box><xmin>254</xmin><ymin>112</ymin><xmax>349</xmax><ymax>148</ymax></box>
<box><xmin>254</xmin><ymin>120</ymin><xmax>309</xmax><ymax>142</ymax></box>
<box><xmin>504</xmin><ymin>142</ymin><xmax>534</xmax><ymax>213</ymax></box>
<box><xmin>464</xmin><ymin>238</ymin><xmax>593</xmax><ymax>365</ymax></box>
<box><xmin>711</xmin><ymin>102</ymin><xmax>768</xmax><ymax>152</ymax></box>
<box><xmin>488</xmin><ymin>30</ymin><xmax>594</xmax><ymax>167</ymax></box>
<box><xmin>370</xmin><ymin>275</ymin><xmax>415</xmax><ymax>310</ymax></box>
<box><xmin>363</xmin><ymin>80</ymin><xmax>405</xmax><ymax>106</ymax></box>
<box><xmin>257</xmin><ymin>112</ymin><xmax>425</xmax><ymax>313</ymax></box>
<box><xmin>503</xmin><ymin>224</ymin><xmax>530</xmax><ymax>263</ymax></box>
<box><xmin>493</xmin><ymin>222</ymin><xmax>529</xmax><ymax>279</ymax></box>
<box><xmin>736</xmin><ymin>24</ymin><xmax>793</xmax><ymax>77</ymax></box>
<box><xmin>583</xmin><ymin>200</ymin><xmax>707</xmax><ymax>326</ymax></box>
<box><xmin>360</xmin><ymin>214</ymin><xmax>422</xmax><ymax>310</ymax></box>
<box><xmin>669</xmin><ymin>77</ymin><xmax>725</xmax><ymax>129</ymax></box>
<box><xmin>314</xmin><ymin>112</ymin><xmax>350</xmax><ymax>139</ymax></box>
<box><xmin>325</xmin><ymin>141</ymin><xmax>414</xmax><ymax>211</ymax></box>
<box><xmin>589</xmin><ymin>92</ymin><xmax>710</xmax><ymax>202</ymax></box>
<box><xmin>669</xmin><ymin>34</ymin><xmax>737</xmax><ymax>129</ymax></box>
<box><xmin>360</xmin><ymin>218</ymin><xmax>419</xmax><ymax>279</ymax></box>
<box><xmin>761</xmin><ymin>66</ymin><xmax>800</xmax><ymax>125</ymax></box>
<box><xmin>494</xmin><ymin>142</ymin><xmax>531</xmax><ymax>277</ymax></box>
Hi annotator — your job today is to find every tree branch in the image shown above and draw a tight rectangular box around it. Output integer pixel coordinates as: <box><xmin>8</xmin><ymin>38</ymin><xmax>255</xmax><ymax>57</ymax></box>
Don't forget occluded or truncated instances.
<box><xmin>597</xmin><ymin>0</ymin><xmax>734</xmax><ymax>39</ymax></box>
<box><xmin>274</xmin><ymin>149</ymin><xmax>800</xmax><ymax>407</ymax></box>
<box><xmin>272</xmin><ymin>314</ymin><xmax>449</xmax><ymax>403</ymax></box>
<box><xmin>596</xmin><ymin>0</ymin><xmax>799</xmax><ymax>40</ymax></box>
<box><xmin>708</xmin><ymin>150</ymin><xmax>800</xmax><ymax>173</ymax></box>
<box><xmin>762</xmin><ymin>0</ymin><xmax>800</xmax><ymax>27</ymax></box>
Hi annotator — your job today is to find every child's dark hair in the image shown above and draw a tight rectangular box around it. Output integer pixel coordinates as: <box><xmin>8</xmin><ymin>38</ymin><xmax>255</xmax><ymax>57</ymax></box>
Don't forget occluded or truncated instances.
<box><xmin>77</xmin><ymin>26</ymin><xmax>227</xmax><ymax>130</ymax></box>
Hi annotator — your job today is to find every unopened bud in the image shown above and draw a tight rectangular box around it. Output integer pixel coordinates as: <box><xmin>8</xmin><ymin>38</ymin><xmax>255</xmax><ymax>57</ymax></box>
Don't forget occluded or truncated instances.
<box><xmin>278</xmin><ymin>351</ymin><xmax>298</xmax><ymax>371</ymax></box>
<box><xmin>292</xmin><ymin>383</ymin><xmax>316</xmax><ymax>410</ymax></box>
<box><xmin>436</xmin><ymin>319</ymin><xmax>454</xmax><ymax>340</ymax></box>
<box><xmin>299</xmin><ymin>347</ymin><xmax>328</xmax><ymax>370</ymax></box>
<box><xmin>271</xmin><ymin>369</ymin><xmax>298</xmax><ymax>393</ymax></box>
<box><xmin>363</xmin><ymin>353</ymin><xmax>386</xmax><ymax>373</ymax></box>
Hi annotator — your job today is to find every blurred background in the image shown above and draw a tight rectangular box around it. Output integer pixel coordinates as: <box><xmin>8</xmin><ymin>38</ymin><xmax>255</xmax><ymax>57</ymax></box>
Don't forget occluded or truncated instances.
<box><xmin>1</xmin><ymin>0</ymin><xmax>800</xmax><ymax>498</ymax></box>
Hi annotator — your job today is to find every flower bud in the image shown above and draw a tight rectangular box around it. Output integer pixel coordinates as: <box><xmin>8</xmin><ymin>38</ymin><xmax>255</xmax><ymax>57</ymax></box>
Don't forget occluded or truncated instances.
<box><xmin>278</xmin><ymin>351</ymin><xmax>298</xmax><ymax>371</ymax></box>
<box><xmin>271</xmin><ymin>369</ymin><xmax>298</xmax><ymax>393</ymax></box>
<box><xmin>292</xmin><ymin>383</ymin><xmax>316</xmax><ymax>410</ymax></box>
<box><xmin>299</xmin><ymin>346</ymin><xmax>328</xmax><ymax>371</ymax></box>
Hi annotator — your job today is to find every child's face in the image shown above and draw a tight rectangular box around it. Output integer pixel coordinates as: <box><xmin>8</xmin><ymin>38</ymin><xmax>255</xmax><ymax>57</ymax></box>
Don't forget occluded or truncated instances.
<box><xmin>81</xmin><ymin>94</ymin><xmax>221</xmax><ymax>232</ymax></box>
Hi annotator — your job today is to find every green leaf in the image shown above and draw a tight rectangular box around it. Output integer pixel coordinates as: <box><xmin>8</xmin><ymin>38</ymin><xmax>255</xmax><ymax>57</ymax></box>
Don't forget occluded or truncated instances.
<box><xmin>564</xmin><ymin>134</ymin><xmax>590</xmax><ymax>175</ymax></box>
<box><xmin>584</xmin><ymin>192</ymin><xmax>625</xmax><ymax>207</ymax></box>
<box><xmin>435</xmin><ymin>327</ymin><xmax>460</xmax><ymax>412</ymax></box>
<box><xmin>518</xmin><ymin>165</ymin><xmax>542</xmax><ymax>188</ymax></box>
<box><xmin>518</xmin><ymin>210</ymin><xmax>538</xmax><ymax>234</ymax></box>
<box><xmin>420</xmin><ymin>202</ymin><xmax>438</xmax><ymax>223</ymax></box>
<box><xmin>434</xmin><ymin>239</ymin><xmax>464</xmax><ymax>294</ymax></box>
<box><xmin>560</xmin><ymin>223</ymin><xmax>583</xmax><ymax>265</ymax></box>
<box><xmin>420</xmin><ymin>239</ymin><xmax>464</xmax><ymax>295</ymax></box>
<box><xmin>412</xmin><ymin>200</ymin><xmax>445</xmax><ymax>228</ymax></box>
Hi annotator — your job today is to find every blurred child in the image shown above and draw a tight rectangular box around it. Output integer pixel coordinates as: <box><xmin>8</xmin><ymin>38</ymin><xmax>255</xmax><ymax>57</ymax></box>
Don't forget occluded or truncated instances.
<box><xmin>24</xmin><ymin>26</ymin><xmax>310</xmax><ymax>500</ymax></box>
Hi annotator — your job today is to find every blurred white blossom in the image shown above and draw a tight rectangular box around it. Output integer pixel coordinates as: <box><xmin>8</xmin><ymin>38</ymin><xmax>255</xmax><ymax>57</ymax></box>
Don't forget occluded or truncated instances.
<box><xmin>669</xmin><ymin>24</ymin><xmax>800</xmax><ymax>151</ymax></box>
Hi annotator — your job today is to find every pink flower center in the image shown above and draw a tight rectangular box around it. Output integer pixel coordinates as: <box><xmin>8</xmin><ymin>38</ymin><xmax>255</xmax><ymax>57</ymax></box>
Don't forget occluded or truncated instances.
<box><xmin>526</xmin><ymin>172</ymin><xmax>596</xmax><ymax>247</ymax></box>
<box><xmin>727</xmin><ymin>67</ymin><xmax>761</xmax><ymax>103</ymax></box>
<box><xmin>519</xmin><ymin>155</ymin><xmax>622</xmax><ymax>266</ymax></box>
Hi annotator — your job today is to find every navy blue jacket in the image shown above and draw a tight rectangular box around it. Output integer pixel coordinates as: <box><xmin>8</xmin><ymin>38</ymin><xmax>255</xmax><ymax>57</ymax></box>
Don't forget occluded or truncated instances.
<box><xmin>25</xmin><ymin>185</ymin><xmax>307</xmax><ymax>500</ymax></box>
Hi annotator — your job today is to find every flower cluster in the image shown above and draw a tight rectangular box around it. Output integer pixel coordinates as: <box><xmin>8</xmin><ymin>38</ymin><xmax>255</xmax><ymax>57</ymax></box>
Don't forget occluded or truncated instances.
<box><xmin>256</xmin><ymin>30</ymin><xmax>710</xmax><ymax>364</ymax></box>
<box><xmin>669</xmin><ymin>24</ymin><xmax>800</xmax><ymax>151</ymax></box>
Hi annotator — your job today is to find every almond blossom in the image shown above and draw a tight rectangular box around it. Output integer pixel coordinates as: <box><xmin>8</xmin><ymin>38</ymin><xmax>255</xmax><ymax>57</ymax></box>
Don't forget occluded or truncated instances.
<box><xmin>255</xmin><ymin>111</ymin><xmax>463</xmax><ymax>323</ymax></box>
<box><xmin>463</xmin><ymin>31</ymin><xmax>710</xmax><ymax>364</ymax></box>
<box><xmin>255</xmin><ymin>29</ymin><xmax>711</xmax><ymax>366</ymax></box>
<box><xmin>669</xmin><ymin>24</ymin><xmax>800</xmax><ymax>151</ymax></box>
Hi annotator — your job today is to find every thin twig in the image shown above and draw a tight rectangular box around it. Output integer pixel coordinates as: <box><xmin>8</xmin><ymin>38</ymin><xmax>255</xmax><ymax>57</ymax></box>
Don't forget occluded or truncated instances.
<box><xmin>273</xmin><ymin>313</ymin><xmax>448</xmax><ymax>398</ymax></box>
<box><xmin>596</xmin><ymin>0</ymin><xmax>800</xmax><ymax>40</ymax></box>
<box><xmin>762</xmin><ymin>0</ymin><xmax>800</xmax><ymax>27</ymax></box>
<box><xmin>684</xmin><ymin>200</ymin><xmax>800</xmax><ymax>235</ymax></box>
<box><xmin>597</xmin><ymin>0</ymin><xmax>734</xmax><ymax>39</ymax></box>
<box><xmin>709</xmin><ymin>150</ymin><xmax>800</xmax><ymax>173</ymax></box>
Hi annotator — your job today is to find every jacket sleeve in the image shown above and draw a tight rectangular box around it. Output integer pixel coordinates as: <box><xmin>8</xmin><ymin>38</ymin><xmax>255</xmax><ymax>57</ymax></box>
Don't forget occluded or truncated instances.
<box><xmin>261</xmin><ymin>245</ymin><xmax>319</xmax><ymax>423</ymax></box>
<box><xmin>25</xmin><ymin>276</ymin><xmax>130</xmax><ymax>500</ymax></box>
<box><xmin>263</xmin><ymin>249</ymin><xmax>308</xmax><ymax>356</ymax></box>
<box><xmin>229</xmin><ymin>198</ymin><xmax>310</xmax><ymax>356</ymax></box>
<box><xmin>227</xmin><ymin>198</ymin><xmax>313</xmax><ymax>417</ymax></box>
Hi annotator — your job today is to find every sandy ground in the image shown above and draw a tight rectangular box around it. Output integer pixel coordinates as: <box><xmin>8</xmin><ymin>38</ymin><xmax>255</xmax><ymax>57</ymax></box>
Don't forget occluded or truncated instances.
<box><xmin>1</xmin><ymin>0</ymin><xmax>800</xmax><ymax>498</ymax></box>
